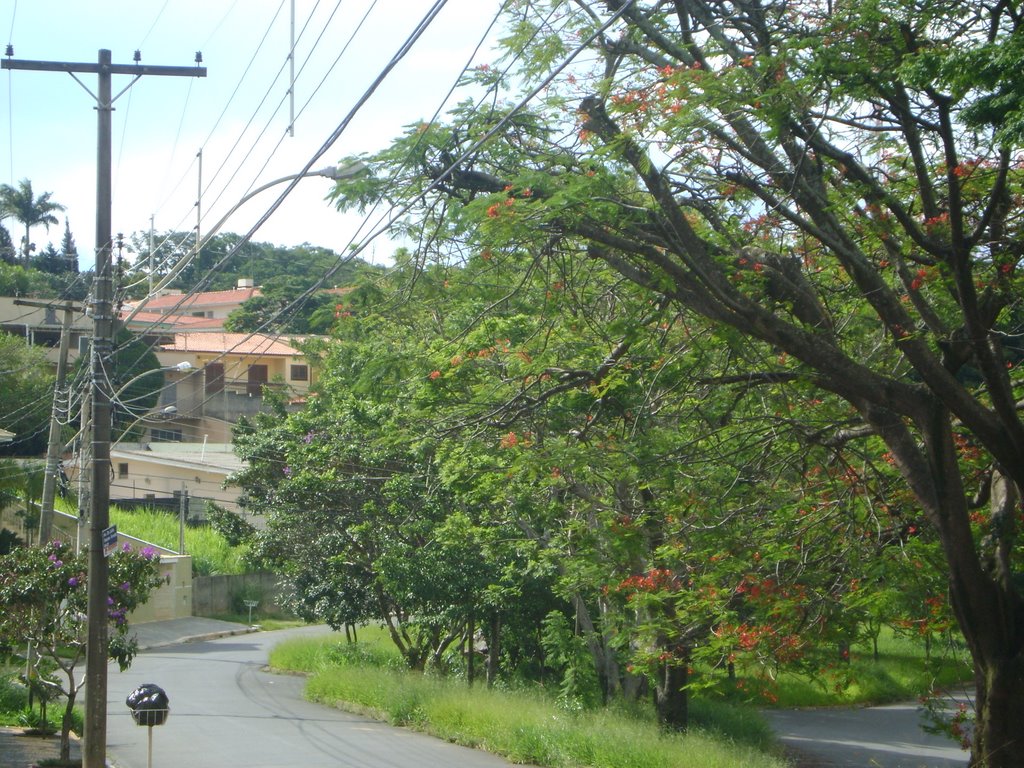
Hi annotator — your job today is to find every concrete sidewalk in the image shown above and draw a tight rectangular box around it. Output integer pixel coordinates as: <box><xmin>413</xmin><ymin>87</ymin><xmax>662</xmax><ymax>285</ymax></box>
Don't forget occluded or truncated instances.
<box><xmin>130</xmin><ymin>616</ymin><xmax>256</xmax><ymax>650</ymax></box>
<box><xmin>0</xmin><ymin>618</ymin><xmax>253</xmax><ymax>767</ymax></box>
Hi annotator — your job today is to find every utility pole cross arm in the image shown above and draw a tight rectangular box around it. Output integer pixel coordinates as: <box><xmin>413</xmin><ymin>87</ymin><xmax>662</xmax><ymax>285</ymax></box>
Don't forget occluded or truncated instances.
<box><xmin>1</xmin><ymin>57</ymin><xmax>206</xmax><ymax>78</ymax></box>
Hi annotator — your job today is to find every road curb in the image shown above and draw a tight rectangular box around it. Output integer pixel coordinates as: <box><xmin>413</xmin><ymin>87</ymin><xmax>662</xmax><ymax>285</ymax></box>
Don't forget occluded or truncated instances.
<box><xmin>137</xmin><ymin>626</ymin><xmax>259</xmax><ymax>651</ymax></box>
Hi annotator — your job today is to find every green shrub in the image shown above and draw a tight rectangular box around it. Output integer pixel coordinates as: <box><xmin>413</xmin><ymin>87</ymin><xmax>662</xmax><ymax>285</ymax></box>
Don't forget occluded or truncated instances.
<box><xmin>230</xmin><ymin>582</ymin><xmax>265</xmax><ymax>616</ymax></box>
<box><xmin>206</xmin><ymin>502</ymin><xmax>256</xmax><ymax>547</ymax></box>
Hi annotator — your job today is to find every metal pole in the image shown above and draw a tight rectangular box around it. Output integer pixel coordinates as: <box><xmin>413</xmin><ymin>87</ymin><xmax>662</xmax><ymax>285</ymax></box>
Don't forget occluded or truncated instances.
<box><xmin>149</xmin><ymin>214</ymin><xmax>155</xmax><ymax>294</ymax></box>
<box><xmin>179</xmin><ymin>483</ymin><xmax>187</xmax><ymax>555</ymax></box>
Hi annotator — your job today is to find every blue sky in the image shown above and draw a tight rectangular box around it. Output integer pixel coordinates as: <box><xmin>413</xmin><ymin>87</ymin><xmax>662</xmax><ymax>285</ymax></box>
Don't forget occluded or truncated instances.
<box><xmin>1</xmin><ymin>1</ymin><xmax>502</xmax><ymax>269</ymax></box>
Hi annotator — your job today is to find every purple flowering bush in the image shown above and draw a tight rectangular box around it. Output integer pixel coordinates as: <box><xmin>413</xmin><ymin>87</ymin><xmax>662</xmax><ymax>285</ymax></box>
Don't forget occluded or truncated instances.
<box><xmin>0</xmin><ymin>540</ymin><xmax>163</xmax><ymax>760</ymax></box>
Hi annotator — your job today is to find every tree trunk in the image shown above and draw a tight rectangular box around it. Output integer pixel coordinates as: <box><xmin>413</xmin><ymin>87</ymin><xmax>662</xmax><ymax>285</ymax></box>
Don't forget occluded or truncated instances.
<box><xmin>486</xmin><ymin>613</ymin><xmax>501</xmax><ymax>688</ymax></box>
<box><xmin>467</xmin><ymin>614</ymin><xmax>475</xmax><ymax>687</ymax></box>
<box><xmin>970</xmin><ymin>653</ymin><xmax>1024</xmax><ymax>767</ymax></box>
<box><xmin>61</xmin><ymin>698</ymin><xmax>75</xmax><ymax>762</ymax></box>
<box><xmin>909</xmin><ymin>416</ymin><xmax>1024</xmax><ymax>768</ymax></box>
<box><xmin>653</xmin><ymin>652</ymin><xmax>689</xmax><ymax>731</ymax></box>
<box><xmin>572</xmin><ymin>594</ymin><xmax>620</xmax><ymax>701</ymax></box>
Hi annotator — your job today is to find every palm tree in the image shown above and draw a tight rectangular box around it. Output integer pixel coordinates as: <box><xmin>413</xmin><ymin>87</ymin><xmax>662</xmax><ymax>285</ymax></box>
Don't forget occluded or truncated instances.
<box><xmin>0</xmin><ymin>179</ymin><xmax>66</xmax><ymax>267</ymax></box>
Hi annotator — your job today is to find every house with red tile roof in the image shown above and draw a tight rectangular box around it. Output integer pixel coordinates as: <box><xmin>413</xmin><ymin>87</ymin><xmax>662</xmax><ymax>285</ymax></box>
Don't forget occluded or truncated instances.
<box><xmin>123</xmin><ymin>279</ymin><xmax>261</xmax><ymax>331</ymax></box>
<box><xmin>148</xmin><ymin>331</ymin><xmax>315</xmax><ymax>443</ymax></box>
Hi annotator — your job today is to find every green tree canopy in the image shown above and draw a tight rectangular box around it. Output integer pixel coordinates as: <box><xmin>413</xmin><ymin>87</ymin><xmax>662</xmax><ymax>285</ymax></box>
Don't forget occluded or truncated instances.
<box><xmin>326</xmin><ymin>2</ymin><xmax>1024</xmax><ymax>761</ymax></box>
<box><xmin>0</xmin><ymin>332</ymin><xmax>55</xmax><ymax>457</ymax></box>
<box><xmin>124</xmin><ymin>230</ymin><xmax>369</xmax><ymax>301</ymax></box>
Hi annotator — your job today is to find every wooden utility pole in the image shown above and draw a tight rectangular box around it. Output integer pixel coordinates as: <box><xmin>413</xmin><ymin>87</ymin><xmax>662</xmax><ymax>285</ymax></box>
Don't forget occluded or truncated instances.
<box><xmin>13</xmin><ymin>298</ymin><xmax>83</xmax><ymax>544</ymax></box>
<box><xmin>2</xmin><ymin>50</ymin><xmax>205</xmax><ymax>768</ymax></box>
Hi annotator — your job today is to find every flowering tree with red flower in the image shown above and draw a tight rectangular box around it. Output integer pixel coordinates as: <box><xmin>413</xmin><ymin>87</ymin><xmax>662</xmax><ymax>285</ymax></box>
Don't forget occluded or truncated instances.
<box><xmin>327</xmin><ymin>1</ymin><xmax>1024</xmax><ymax>760</ymax></box>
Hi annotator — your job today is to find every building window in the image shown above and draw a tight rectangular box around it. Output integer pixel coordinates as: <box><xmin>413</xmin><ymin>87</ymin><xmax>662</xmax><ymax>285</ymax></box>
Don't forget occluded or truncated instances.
<box><xmin>118</xmin><ymin>463</ymin><xmax>129</xmax><ymax>478</ymax></box>
<box><xmin>290</xmin><ymin>364</ymin><xmax>309</xmax><ymax>382</ymax></box>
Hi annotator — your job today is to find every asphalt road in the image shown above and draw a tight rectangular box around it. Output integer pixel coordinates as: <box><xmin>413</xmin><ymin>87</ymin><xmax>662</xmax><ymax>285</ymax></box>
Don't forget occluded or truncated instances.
<box><xmin>105</xmin><ymin>625</ymin><xmax>522</xmax><ymax>768</ymax></box>
<box><xmin>104</xmin><ymin>623</ymin><xmax>971</xmax><ymax>768</ymax></box>
<box><xmin>765</xmin><ymin>701</ymin><xmax>970</xmax><ymax>767</ymax></box>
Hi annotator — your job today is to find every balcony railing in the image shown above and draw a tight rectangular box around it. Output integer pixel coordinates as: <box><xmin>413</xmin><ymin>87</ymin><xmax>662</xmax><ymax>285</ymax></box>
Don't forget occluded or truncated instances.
<box><xmin>163</xmin><ymin>376</ymin><xmax>300</xmax><ymax>422</ymax></box>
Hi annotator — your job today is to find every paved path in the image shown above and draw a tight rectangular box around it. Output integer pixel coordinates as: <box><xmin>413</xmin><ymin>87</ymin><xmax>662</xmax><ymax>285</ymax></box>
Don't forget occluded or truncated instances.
<box><xmin>0</xmin><ymin>726</ymin><xmax>80</xmax><ymax>768</ymax></box>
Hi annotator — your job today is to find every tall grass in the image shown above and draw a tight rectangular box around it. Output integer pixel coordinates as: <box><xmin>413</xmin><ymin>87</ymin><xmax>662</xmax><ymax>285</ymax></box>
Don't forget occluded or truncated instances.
<box><xmin>107</xmin><ymin>506</ymin><xmax>248</xmax><ymax>575</ymax></box>
<box><xmin>270</xmin><ymin>634</ymin><xmax>788</xmax><ymax>768</ymax></box>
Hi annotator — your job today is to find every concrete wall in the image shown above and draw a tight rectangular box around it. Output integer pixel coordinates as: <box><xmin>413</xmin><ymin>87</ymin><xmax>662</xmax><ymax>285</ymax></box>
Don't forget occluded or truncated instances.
<box><xmin>1</xmin><ymin>510</ymin><xmax>291</xmax><ymax>626</ymax></box>
<box><xmin>192</xmin><ymin>572</ymin><xmax>284</xmax><ymax>619</ymax></box>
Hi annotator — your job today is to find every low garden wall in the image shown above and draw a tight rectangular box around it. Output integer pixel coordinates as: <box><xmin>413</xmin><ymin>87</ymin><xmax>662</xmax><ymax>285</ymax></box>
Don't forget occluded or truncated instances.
<box><xmin>0</xmin><ymin>508</ymin><xmax>194</xmax><ymax>623</ymax></box>
<box><xmin>192</xmin><ymin>572</ymin><xmax>285</xmax><ymax>619</ymax></box>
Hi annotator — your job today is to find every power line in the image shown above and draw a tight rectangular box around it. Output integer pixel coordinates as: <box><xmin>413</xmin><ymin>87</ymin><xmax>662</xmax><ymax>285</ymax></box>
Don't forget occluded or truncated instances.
<box><xmin>117</xmin><ymin>1</ymin><xmax>462</xmax><ymax>379</ymax></box>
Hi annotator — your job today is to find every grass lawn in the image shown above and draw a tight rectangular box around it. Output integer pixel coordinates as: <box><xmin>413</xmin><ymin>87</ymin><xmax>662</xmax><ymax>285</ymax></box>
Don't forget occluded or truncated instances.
<box><xmin>267</xmin><ymin>625</ymin><xmax>971</xmax><ymax>768</ymax></box>
<box><xmin>107</xmin><ymin>506</ymin><xmax>248</xmax><ymax>576</ymax></box>
<box><xmin>722</xmin><ymin>628</ymin><xmax>971</xmax><ymax>708</ymax></box>
<box><xmin>270</xmin><ymin>630</ymin><xmax>789</xmax><ymax>768</ymax></box>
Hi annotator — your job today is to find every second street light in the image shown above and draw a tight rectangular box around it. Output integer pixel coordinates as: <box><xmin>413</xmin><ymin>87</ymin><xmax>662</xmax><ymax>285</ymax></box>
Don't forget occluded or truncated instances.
<box><xmin>109</xmin><ymin>361</ymin><xmax>194</xmax><ymax>442</ymax></box>
<box><xmin>128</xmin><ymin>161</ymin><xmax>367</xmax><ymax>324</ymax></box>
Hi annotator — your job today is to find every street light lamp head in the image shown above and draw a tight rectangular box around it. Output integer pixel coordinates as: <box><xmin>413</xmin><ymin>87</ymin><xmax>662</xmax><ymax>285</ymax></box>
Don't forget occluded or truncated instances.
<box><xmin>315</xmin><ymin>161</ymin><xmax>367</xmax><ymax>181</ymax></box>
<box><xmin>172</xmin><ymin>361</ymin><xmax>193</xmax><ymax>372</ymax></box>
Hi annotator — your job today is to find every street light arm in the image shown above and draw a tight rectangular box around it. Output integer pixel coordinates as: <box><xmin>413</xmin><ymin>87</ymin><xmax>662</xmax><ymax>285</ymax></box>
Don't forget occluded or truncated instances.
<box><xmin>122</xmin><ymin>162</ymin><xmax>366</xmax><ymax>326</ymax></box>
<box><xmin>111</xmin><ymin>361</ymin><xmax>193</xmax><ymax>403</ymax></box>
<box><xmin>235</xmin><ymin>164</ymin><xmax>365</xmax><ymax>208</ymax></box>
